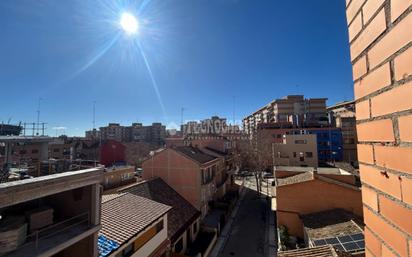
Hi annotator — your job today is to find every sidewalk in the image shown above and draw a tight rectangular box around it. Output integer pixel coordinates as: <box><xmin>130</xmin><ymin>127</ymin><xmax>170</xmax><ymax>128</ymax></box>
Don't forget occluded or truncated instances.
<box><xmin>209</xmin><ymin>184</ymin><xmax>247</xmax><ymax>257</ymax></box>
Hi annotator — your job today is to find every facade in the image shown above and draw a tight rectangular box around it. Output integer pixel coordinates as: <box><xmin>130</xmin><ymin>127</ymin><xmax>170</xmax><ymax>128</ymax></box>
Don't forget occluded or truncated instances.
<box><xmin>262</xmin><ymin>127</ymin><xmax>343</xmax><ymax>163</ymax></box>
<box><xmin>327</xmin><ymin>101</ymin><xmax>358</xmax><ymax>163</ymax></box>
<box><xmin>273</xmin><ymin>167</ymin><xmax>362</xmax><ymax>239</ymax></box>
<box><xmin>101</xmin><ymin>166</ymin><xmax>135</xmax><ymax>190</ymax></box>
<box><xmin>273</xmin><ymin>134</ymin><xmax>318</xmax><ymax>167</ymax></box>
<box><xmin>119</xmin><ymin>178</ymin><xmax>201</xmax><ymax>255</ymax></box>
<box><xmin>100</xmin><ymin>140</ymin><xmax>126</xmax><ymax>167</ymax></box>
<box><xmin>243</xmin><ymin>95</ymin><xmax>328</xmax><ymax>134</ymax></box>
<box><xmin>346</xmin><ymin>1</ymin><xmax>412</xmax><ymax>257</ymax></box>
<box><xmin>98</xmin><ymin>123</ymin><xmax>166</xmax><ymax>145</ymax></box>
<box><xmin>141</xmin><ymin>146</ymin><xmax>229</xmax><ymax>217</ymax></box>
<box><xmin>0</xmin><ymin>167</ymin><xmax>103</xmax><ymax>257</ymax></box>
<box><xmin>99</xmin><ymin>193</ymin><xmax>171</xmax><ymax>257</ymax></box>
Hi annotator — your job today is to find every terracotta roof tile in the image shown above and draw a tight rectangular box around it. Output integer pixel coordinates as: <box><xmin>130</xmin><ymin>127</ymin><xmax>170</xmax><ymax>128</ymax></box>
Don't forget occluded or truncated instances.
<box><xmin>174</xmin><ymin>146</ymin><xmax>217</xmax><ymax>164</ymax></box>
<box><xmin>100</xmin><ymin>193</ymin><xmax>171</xmax><ymax>245</ymax></box>
<box><xmin>120</xmin><ymin>178</ymin><xmax>201</xmax><ymax>242</ymax></box>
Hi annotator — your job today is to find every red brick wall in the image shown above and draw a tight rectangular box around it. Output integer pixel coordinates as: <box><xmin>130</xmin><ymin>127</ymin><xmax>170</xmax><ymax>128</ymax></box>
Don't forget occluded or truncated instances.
<box><xmin>346</xmin><ymin>0</ymin><xmax>412</xmax><ymax>256</ymax></box>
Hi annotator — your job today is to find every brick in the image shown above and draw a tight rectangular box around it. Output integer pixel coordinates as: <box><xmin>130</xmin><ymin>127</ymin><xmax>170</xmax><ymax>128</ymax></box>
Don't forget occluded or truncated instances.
<box><xmin>365</xmin><ymin>227</ymin><xmax>382</xmax><ymax>257</ymax></box>
<box><xmin>371</xmin><ymin>81</ymin><xmax>412</xmax><ymax>117</ymax></box>
<box><xmin>354</xmin><ymin>63</ymin><xmax>391</xmax><ymax>99</ymax></box>
<box><xmin>353</xmin><ymin>55</ymin><xmax>368</xmax><ymax>81</ymax></box>
<box><xmin>349</xmin><ymin>13</ymin><xmax>363</xmax><ymax>42</ymax></box>
<box><xmin>398</xmin><ymin>114</ymin><xmax>412</xmax><ymax>142</ymax></box>
<box><xmin>358</xmin><ymin>144</ymin><xmax>374</xmax><ymax>164</ymax></box>
<box><xmin>382</xmin><ymin>244</ymin><xmax>398</xmax><ymax>257</ymax></box>
<box><xmin>375</xmin><ymin>145</ymin><xmax>412</xmax><ymax>175</ymax></box>
<box><xmin>360</xmin><ymin>164</ymin><xmax>402</xmax><ymax>199</ymax></box>
<box><xmin>379</xmin><ymin>195</ymin><xmax>412</xmax><ymax>235</ymax></box>
<box><xmin>369</xmin><ymin>13</ymin><xmax>412</xmax><ymax>68</ymax></box>
<box><xmin>401</xmin><ymin>176</ymin><xmax>412</xmax><ymax>206</ymax></box>
<box><xmin>357</xmin><ymin>119</ymin><xmax>395</xmax><ymax>142</ymax></box>
<box><xmin>362</xmin><ymin>186</ymin><xmax>379</xmax><ymax>210</ymax></box>
<box><xmin>350</xmin><ymin>9</ymin><xmax>386</xmax><ymax>61</ymax></box>
<box><xmin>391</xmin><ymin>0</ymin><xmax>412</xmax><ymax>22</ymax></box>
<box><xmin>347</xmin><ymin>0</ymin><xmax>366</xmax><ymax>24</ymax></box>
<box><xmin>394</xmin><ymin>46</ymin><xmax>412</xmax><ymax>81</ymax></box>
<box><xmin>356</xmin><ymin>99</ymin><xmax>370</xmax><ymax>120</ymax></box>
<box><xmin>363</xmin><ymin>0</ymin><xmax>385</xmax><ymax>24</ymax></box>
<box><xmin>364</xmin><ymin>207</ymin><xmax>408</xmax><ymax>256</ymax></box>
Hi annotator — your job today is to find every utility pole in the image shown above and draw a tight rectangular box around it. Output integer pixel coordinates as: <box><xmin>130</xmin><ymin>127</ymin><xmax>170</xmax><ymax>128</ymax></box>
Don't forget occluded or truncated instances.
<box><xmin>36</xmin><ymin>98</ymin><xmax>42</xmax><ymax>136</ymax></box>
<box><xmin>180</xmin><ymin>107</ymin><xmax>185</xmax><ymax>132</ymax></box>
<box><xmin>93</xmin><ymin>101</ymin><xmax>96</xmax><ymax>130</ymax></box>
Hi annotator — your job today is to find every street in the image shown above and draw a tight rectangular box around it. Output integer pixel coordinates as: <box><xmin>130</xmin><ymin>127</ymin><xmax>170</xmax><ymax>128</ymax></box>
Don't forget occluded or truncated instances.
<box><xmin>216</xmin><ymin>177</ymin><xmax>275</xmax><ymax>257</ymax></box>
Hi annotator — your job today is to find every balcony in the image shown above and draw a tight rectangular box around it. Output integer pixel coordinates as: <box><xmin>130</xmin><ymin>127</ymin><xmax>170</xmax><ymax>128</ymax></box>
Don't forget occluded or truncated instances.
<box><xmin>3</xmin><ymin>212</ymin><xmax>99</xmax><ymax>257</ymax></box>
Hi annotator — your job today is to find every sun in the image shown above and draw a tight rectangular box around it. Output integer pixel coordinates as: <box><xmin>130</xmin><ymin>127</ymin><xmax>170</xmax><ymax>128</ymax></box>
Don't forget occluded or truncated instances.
<box><xmin>120</xmin><ymin>12</ymin><xmax>139</xmax><ymax>34</ymax></box>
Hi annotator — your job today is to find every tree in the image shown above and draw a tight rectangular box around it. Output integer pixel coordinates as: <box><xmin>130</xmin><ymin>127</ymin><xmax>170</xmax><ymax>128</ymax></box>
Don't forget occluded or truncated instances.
<box><xmin>233</xmin><ymin>130</ymin><xmax>273</xmax><ymax>195</ymax></box>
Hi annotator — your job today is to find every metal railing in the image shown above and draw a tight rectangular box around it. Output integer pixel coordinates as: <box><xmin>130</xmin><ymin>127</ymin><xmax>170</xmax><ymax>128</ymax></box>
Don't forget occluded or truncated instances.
<box><xmin>22</xmin><ymin>212</ymin><xmax>91</xmax><ymax>251</ymax></box>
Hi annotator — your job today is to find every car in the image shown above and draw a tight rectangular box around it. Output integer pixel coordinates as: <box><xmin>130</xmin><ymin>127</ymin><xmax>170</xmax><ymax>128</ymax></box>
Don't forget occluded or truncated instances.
<box><xmin>262</xmin><ymin>172</ymin><xmax>274</xmax><ymax>179</ymax></box>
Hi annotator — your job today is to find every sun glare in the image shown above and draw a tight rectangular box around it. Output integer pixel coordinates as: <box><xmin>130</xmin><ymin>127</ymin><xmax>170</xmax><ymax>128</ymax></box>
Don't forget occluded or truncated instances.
<box><xmin>120</xmin><ymin>12</ymin><xmax>138</xmax><ymax>34</ymax></box>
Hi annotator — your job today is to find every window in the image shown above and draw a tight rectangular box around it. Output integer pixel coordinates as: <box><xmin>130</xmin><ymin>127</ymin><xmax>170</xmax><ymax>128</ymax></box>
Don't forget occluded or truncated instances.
<box><xmin>174</xmin><ymin>238</ymin><xmax>183</xmax><ymax>253</ymax></box>
<box><xmin>31</xmin><ymin>149</ymin><xmax>39</xmax><ymax>154</ymax></box>
<box><xmin>53</xmin><ymin>148</ymin><xmax>60</xmax><ymax>153</ymax></box>
<box><xmin>294</xmin><ymin>140</ymin><xmax>307</xmax><ymax>144</ymax></box>
<box><xmin>19</xmin><ymin>150</ymin><xmax>27</xmax><ymax>155</ymax></box>
<box><xmin>305</xmin><ymin>152</ymin><xmax>313</xmax><ymax>158</ymax></box>
<box><xmin>293</xmin><ymin>152</ymin><xmax>297</xmax><ymax>158</ymax></box>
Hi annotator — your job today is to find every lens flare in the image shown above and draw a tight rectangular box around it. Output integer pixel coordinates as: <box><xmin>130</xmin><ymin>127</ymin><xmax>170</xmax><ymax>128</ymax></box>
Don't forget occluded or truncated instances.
<box><xmin>120</xmin><ymin>12</ymin><xmax>138</xmax><ymax>34</ymax></box>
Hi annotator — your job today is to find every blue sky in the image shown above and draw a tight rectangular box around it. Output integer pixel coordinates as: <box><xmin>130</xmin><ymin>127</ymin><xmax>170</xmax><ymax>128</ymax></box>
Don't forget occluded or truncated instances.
<box><xmin>0</xmin><ymin>0</ymin><xmax>353</xmax><ymax>136</ymax></box>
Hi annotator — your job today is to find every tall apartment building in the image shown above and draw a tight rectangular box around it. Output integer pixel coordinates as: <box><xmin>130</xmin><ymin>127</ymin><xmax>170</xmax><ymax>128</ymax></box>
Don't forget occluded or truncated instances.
<box><xmin>97</xmin><ymin>123</ymin><xmax>166</xmax><ymax>145</ymax></box>
<box><xmin>328</xmin><ymin>101</ymin><xmax>358</xmax><ymax>163</ymax></box>
<box><xmin>243</xmin><ymin>95</ymin><xmax>328</xmax><ymax>134</ymax></box>
<box><xmin>346</xmin><ymin>1</ymin><xmax>412</xmax><ymax>256</ymax></box>
<box><xmin>0</xmin><ymin>167</ymin><xmax>103</xmax><ymax>257</ymax></box>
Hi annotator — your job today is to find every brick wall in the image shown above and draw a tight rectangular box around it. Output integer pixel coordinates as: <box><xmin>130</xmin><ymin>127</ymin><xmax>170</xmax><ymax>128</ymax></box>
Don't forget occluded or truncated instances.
<box><xmin>346</xmin><ymin>0</ymin><xmax>412</xmax><ymax>256</ymax></box>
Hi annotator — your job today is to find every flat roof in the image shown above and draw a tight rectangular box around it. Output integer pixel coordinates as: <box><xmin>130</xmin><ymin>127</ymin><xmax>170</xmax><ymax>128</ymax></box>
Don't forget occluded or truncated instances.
<box><xmin>301</xmin><ymin>209</ymin><xmax>363</xmax><ymax>241</ymax></box>
<box><xmin>0</xmin><ymin>168</ymin><xmax>103</xmax><ymax>208</ymax></box>
<box><xmin>0</xmin><ymin>136</ymin><xmax>52</xmax><ymax>143</ymax></box>
<box><xmin>274</xmin><ymin>166</ymin><xmax>351</xmax><ymax>175</ymax></box>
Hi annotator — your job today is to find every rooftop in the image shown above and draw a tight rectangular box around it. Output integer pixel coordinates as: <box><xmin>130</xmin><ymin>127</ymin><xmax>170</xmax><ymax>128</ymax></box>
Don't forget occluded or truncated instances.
<box><xmin>174</xmin><ymin>146</ymin><xmax>218</xmax><ymax>164</ymax></box>
<box><xmin>0</xmin><ymin>168</ymin><xmax>103</xmax><ymax>208</ymax></box>
<box><xmin>278</xmin><ymin>245</ymin><xmax>341</xmax><ymax>257</ymax></box>
<box><xmin>274</xmin><ymin>166</ymin><xmax>351</xmax><ymax>175</ymax></box>
<box><xmin>119</xmin><ymin>178</ymin><xmax>201</xmax><ymax>242</ymax></box>
<box><xmin>100</xmin><ymin>192</ymin><xmax>171</xmax><ymax>246</ymax></box>
<box><xmin>301</xmin><ymin>209</ymin><xmax>364</xmax><ymax>241</ymax></box>
<box><xmin>276</xmin><ymin>172</ymin><xmax>314</xmax><ymax>186</ymax></box>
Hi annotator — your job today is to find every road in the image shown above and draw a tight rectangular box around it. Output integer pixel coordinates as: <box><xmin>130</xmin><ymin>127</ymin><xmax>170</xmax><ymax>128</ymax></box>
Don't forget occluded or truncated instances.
<box><xmin>216</xmin><ymin>177</ymin><xmax>274</xmax><ymax>257</ymax></box>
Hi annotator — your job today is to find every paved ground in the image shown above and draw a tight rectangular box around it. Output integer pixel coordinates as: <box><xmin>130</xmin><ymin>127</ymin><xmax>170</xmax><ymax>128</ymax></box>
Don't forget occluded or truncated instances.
<box><xmin>216</xmin><ymin>177</ymin><xmax>273</xmax><ymax>257</ymax></box>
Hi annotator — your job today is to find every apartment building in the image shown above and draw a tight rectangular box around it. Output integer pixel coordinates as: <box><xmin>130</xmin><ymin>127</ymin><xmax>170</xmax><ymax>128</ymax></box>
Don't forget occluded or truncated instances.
<box><xmin>243</xmin><ymin>95</ymin><xmax>328</xmax><ymax>134</ymax></box>
<box><xmin>327</xmin><ymin>101</ymin><xmax>358</xmax><ymax>163</ymax></box>
<box><xmin>346</xmin><ymin>1</ymin><xmax>412</xmax><ymax>256</ymax></box>
<box><xmin>141</xmin><ymin>146</ymin><xmax>226</xmax><ymax>217</ymax></box>
<box><xmin>261</xmin><ymin>127</ymin><xmax>343</xmax><ymax>163</ymax></box>
<box><xmin>273</xmin><ymin>134</ymin><xmax>318</xmax><ymax>167</ymax></box>
<box><xmin>0</xmin><ymin>167</ymin><xmax>103</xmax><ymax>257</ymax></box>
<box><xmin>99</xmin><ymin>193</ymin><xmax>171</xmax><ymax>257</ymax></box>
<box><xmin>98</xmin><ymin>123</ymin><xmax>166</xmax><ymax>145</ymax></box>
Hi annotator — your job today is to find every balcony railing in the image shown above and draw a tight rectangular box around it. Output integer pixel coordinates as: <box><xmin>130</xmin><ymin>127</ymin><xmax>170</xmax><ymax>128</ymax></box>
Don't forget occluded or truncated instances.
<box><xmin>5</xmin><ymin>212</ymin><xmax>96</xmax><ymax>257</ymax></box>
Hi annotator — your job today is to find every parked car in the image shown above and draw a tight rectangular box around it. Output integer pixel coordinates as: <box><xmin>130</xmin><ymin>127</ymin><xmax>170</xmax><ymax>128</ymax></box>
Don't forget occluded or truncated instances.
<box><xmin>262</xmin><ymin>171</ymin><xmax>274</xmax><ymax>179</ymax></box>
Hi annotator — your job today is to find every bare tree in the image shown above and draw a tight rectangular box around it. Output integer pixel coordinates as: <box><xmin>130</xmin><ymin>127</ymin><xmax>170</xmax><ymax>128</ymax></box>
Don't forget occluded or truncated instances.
<box><xmin>233</xmin><ymin>130</ymin><xmax>273</xmax><ymax>195</ymax></box>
